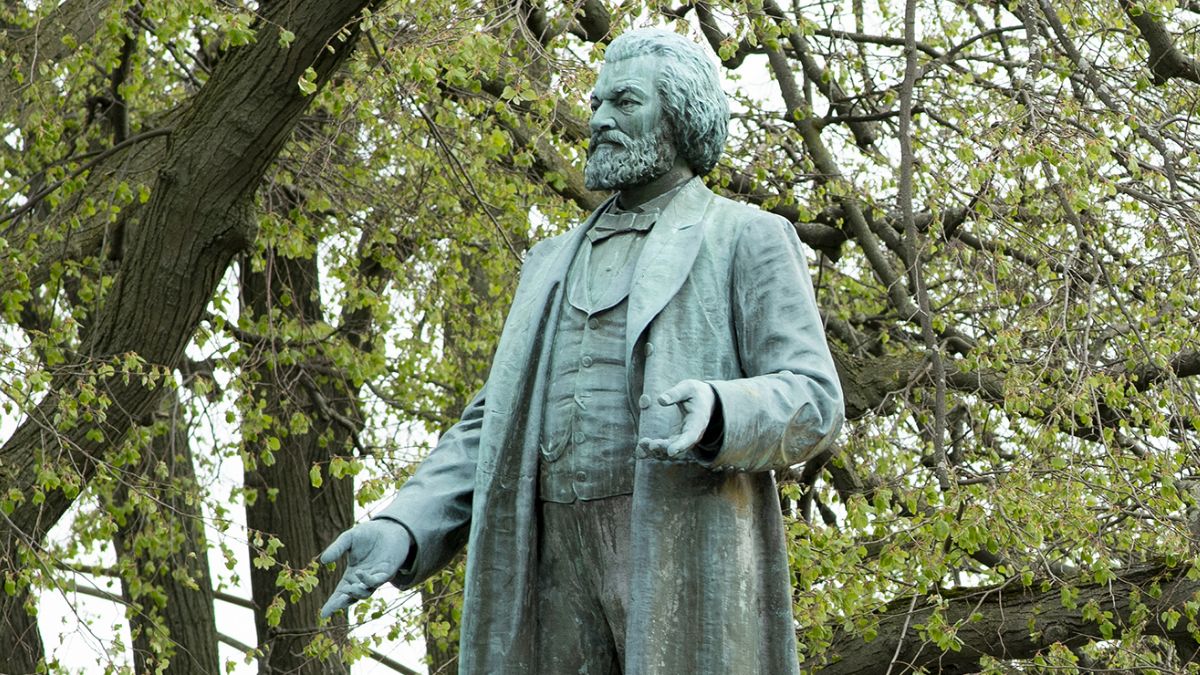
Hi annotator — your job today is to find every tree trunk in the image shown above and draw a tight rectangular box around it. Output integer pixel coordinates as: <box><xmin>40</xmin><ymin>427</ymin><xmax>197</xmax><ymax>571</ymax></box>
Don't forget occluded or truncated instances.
<box><xmin>0</xmin><ymin>0</ymin><xmax>375</xmax><ymax>668</ymax></box>
<box><xmin>113</xmin><ymin>388</ymin><xmax>220</xmax><ymax>675</ymax></box>
<box><xmin>240</xmin><ymin>252</ymin><xmax>356</xmax><ymax>675</ymax></box>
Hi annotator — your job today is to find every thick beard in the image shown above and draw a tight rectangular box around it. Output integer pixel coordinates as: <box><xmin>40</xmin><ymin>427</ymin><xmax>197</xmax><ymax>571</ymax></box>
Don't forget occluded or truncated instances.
<box><xmin>584</xmin><ymin>124</ymin><xmax>678</xmax><ymax>191</ymax></box>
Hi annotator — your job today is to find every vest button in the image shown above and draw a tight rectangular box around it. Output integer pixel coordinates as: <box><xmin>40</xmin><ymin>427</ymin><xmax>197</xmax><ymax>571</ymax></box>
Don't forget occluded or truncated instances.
<box><xmin>574</xmin><ymin>471</ymin><xmax>587</xmax><ymax>482</ymax></box>
<box><xmin>572</xmin><ymin>431</ymin><xmax>586</xmax><ymax>445</ymax></box>
<box><xmin>588</xmin><ymin>318</ymin><xmax>600</xmax><ymax>330</ymax></box>
<box><xmin>638</xmin><ymin>394</ymin><xmax>651</xmax><ymax>409</ymax></box>
<box><xmin>581</xmin><ymin>355</ymin><xmax>593</xmax><ymax>368</ymax></box>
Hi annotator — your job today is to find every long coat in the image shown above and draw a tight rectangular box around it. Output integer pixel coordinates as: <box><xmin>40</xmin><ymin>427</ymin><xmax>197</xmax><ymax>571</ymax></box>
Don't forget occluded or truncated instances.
<box><xmin>380</xmin><ymin>178</ymin><xmax>845</xmax><ymax>674</ymax></box>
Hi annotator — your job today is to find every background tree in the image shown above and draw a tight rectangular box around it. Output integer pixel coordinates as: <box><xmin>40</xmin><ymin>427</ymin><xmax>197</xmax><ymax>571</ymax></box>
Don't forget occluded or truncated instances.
<box><xmin>2</xmin><ymin>0</ymin><xmax>1200</xmax><ymax>673</ymax></box>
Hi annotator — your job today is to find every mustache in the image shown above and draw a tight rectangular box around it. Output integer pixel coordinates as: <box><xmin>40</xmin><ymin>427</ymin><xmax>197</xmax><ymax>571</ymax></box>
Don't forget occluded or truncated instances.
<box><xmin>591</xmin><ymin>130</ymin><xmax>634</xmax><ymax>148</ymax></box>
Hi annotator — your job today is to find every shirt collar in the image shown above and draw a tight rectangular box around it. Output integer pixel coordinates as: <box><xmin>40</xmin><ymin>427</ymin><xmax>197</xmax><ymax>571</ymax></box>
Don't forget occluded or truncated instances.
<box><xmin>588</xmin><ymin>178</ymin><xmax>693</xmax><ymax>243</ymax></box>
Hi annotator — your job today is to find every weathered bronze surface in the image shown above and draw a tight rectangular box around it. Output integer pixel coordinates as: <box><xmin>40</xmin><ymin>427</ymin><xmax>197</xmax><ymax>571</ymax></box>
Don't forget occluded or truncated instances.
<box><xmin>321</xmin><ymin>27</ymin><xmax>844</xmax><ymax>674</ymax></box>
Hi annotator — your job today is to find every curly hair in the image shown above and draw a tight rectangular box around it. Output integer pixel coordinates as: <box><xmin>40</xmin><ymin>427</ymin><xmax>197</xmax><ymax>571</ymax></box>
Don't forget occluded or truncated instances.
<box><xmin>603</xmin><ymin>29</ymin><xmax>730</xmax><ymax>176</ymax></box>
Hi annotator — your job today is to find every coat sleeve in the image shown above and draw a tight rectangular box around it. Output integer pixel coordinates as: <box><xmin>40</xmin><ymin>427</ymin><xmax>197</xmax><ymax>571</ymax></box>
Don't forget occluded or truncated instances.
<box><xmin>374</xmin><ymin>388</ymin><xmax>484</xmax><ymax>587</ymax></box>
<box><xmin>370</xmin><ymin>235</ymin><xmax>561</xmax><ymax>587</ymax></box>
<box><xmin>700</xmin><ymin>213</ymin><xmax>845</xmax><ymax>473</ymax></box>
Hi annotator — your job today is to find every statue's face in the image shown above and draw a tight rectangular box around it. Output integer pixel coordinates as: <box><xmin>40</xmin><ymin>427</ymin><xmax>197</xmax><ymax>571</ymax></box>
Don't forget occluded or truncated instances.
<box><xmin>584</xmin><ymin>56</ymin><xmax>678</xmax><ymax>191</ymax></box>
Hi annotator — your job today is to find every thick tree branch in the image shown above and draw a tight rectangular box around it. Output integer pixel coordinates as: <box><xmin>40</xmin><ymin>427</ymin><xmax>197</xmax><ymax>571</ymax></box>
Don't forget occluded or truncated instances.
<box><xmin>763</xmin><ymin>0</ymin><xmax>880</xmax><ymax>148</ymax></box>
<box><xmin>896</xmin><ymin>0</ymin><xmax>950</xmax><ymax>490</ymax></box>
<box><xmin>499</xmin><ymin>112</ymin><xmax>604</xmax><ymax>213</ymax></box>
<box><xmin>835</xmin><ymin>334</ymin><xmax>1199</xmax><ymax>465</ymax></box>
<box><xmin>1039</xmin><ymin>0</ymin><xmax>1180</xmax><ymax>191</ymax></box>
<box><xmin>763</xmin><ymin>38</ymin><xmax>975</xmax><ymax>355</ymax></box>
<box><xmin>807</xmin><ymin>563</ymin><xmax>1200</xmax><ymax>674</ymax></box>
<box><xmin>1121</xmin><ymin>0</ymin><xmax>1200</xmax><ymax>84</ymax></box>
<box><xmin>1128</xmin><ymin>350</ymin><xmax>1200</xmax><ymax>390</ymax></box>
<box><xmin>567</xmin><ymin>0</ymin><xmax>612</xmax><ymax>44</ymax></box>
<box><xmin>723</xmin><ymin>170</ymin><xmax>848</xmax><ymax>256</ymax></box>
<box><xmin>691</xmin><ymin>2</ymin><xmax>755</xmax><ymax>69</ymax></box>
<box><xmin>0</xmin><ymin>128</ymin><xmax>171</xmax><ymax>232</ymax></box>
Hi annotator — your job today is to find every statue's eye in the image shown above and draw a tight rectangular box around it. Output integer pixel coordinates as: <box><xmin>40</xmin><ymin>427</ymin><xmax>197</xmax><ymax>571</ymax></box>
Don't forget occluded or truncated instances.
<box><xmin>618</xmin><ymin>99</ymin><xmax>639</xmax><ymax>111</ymax></box>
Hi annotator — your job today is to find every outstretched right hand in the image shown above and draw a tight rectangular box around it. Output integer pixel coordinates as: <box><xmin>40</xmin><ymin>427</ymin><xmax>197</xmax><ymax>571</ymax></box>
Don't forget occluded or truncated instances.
<box><xmin>319</xmin><ymin>518</ymin><xmax>412</xmax><ymax>619</ymax></box>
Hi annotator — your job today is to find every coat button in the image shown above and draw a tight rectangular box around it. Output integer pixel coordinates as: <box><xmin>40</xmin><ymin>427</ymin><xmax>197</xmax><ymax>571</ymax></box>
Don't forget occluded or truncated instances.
<box><xmin>581</xmin><ymin>355</ymin><xmax>593</xmax><ymax>368</ymax></box>
<box><xmin>645</xmin><ymin>342</ymin><xmax>655</xmax><ymax>356</ymax></box>
<box><xmin>638</xmin><ymin>394</ymin><xmax>651</xmax><ymax>409</ymax></box>
<box><xmin>588</xmin><ymin>318</ymin><xmax>600</xmax><ymax>330</ymax></box>
<box><xmin>572</xmin><ymin>431</ymin><xmax>586</xmax><ymax>445</ymax></box>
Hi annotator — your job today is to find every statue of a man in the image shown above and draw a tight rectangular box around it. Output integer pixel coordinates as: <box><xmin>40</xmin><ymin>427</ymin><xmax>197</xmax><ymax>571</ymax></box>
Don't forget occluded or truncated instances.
<box><xmin>321</xmin><ymin>28</ymin><xmax>844</xmax><ymax>674</ymax></box>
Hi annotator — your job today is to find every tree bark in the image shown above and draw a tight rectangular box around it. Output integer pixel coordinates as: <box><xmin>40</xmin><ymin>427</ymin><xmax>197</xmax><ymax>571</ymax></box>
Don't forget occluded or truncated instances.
<box><xmin>240</xmin><ymin>252</ymin><xmax>355</xmax><ymax>675</ymax></box>
<box><xmin>806</xmin><ymin>563</ymin><xmax>1200</xmax><ymax>674</ymax></box>
<box><xmin>113</xmin><ymin>388</ymin><xmax>220</xmax><ymax>675</ymax></box>
<box><xmin>0</xmin><ymin>0</ymin><xmax>375</xmax><ymax>669</ymax></box>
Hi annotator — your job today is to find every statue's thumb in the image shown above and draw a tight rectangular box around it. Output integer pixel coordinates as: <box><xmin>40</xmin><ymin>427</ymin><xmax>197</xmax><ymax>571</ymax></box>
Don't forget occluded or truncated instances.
<box><xmin>319</xmin><ymin>531</ymin><xmax>352</xmax><ymax>564</ymax></box>
<box><xmin>658</xmin><ymin>387</ymin><xmax>688</xmax><ymax>406</ymax></box>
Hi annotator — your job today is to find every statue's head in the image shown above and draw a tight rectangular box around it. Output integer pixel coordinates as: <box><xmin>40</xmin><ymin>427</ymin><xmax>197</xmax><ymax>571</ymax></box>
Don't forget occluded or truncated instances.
<box><xmin>584</xmin><ymin>28</ymin><xmax>730</xmax><ymax>192</ymax></box>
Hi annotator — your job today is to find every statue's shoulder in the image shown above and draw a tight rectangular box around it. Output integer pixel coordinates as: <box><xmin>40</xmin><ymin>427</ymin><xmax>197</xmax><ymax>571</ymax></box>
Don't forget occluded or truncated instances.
<box><xmin>523</xmin><ymin>229</ymin><xmax>573</xmax><ymax>266</ymax></box>
<box><xmin>704</xmin><ymin>189</ymin><xmax>795</xmax><ymax>252</ymax></box>
<box><xmin>707</xmin><ymin>190</ymin><xmax>789</xmax><ymax>228</ymax></box>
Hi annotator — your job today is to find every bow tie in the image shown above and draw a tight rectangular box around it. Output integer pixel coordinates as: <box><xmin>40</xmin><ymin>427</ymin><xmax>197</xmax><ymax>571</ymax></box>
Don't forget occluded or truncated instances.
<box><xmin>587</xmin><ymin>210</ymin><xmax>658</xmax><ymax>243</ymax></box>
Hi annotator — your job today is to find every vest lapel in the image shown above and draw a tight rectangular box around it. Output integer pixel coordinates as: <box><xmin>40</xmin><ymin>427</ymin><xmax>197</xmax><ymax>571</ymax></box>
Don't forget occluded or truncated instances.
<box><xmin>624</xmin><ymin>180</ymin><xmax>716</xmax><ymax>371</ymax></box>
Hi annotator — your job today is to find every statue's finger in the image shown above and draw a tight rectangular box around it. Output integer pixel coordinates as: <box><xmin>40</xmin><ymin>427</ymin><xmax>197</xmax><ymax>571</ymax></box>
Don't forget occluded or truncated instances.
<box><xmin>667</xmin><ymin>429</ymin><xmax>700</xmax><ymax>457</ymax></box>
<box><xmin>359</xmin><ymin>568</ymin><xmax>396</xmax><ymax>590</ymax></box>
<box><xmin>640</xmin><ymin>437</ymin><xmax>668</xmax><ymax>452</ymax></box>
<box><xmin>320</xmin><ymin>590</ymin><xmax>352</xmax><ymax>619</ymax></box>
<box><xmin>319</xmin><ymin>530</ymin><xmax>353</xmax><ymax>564</ymax></box>
<box><xmin>657</xmin><ymin>381</ymin><xmax>694</xmax><ymax>406</ymax></box>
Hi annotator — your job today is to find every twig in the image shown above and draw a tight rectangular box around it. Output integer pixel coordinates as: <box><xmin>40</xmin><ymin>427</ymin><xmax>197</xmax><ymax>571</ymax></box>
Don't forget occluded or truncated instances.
<box><xmin>898</xmin><ymin>0</ymin><xmax>950</xmax><ymax>490</ymax></box>
<box><xmin>0</xmin><ymin>128</ymin><xmax>172</xmax><ymax>231</ymax></box>
<box><xmin>884</xmin><ymin>593</ymin><xmax>921</xmax><ymax>675</ymax></box>
<box><xmin>365</xmin><ymin>31</ymin><xmax>522</xmax><ymax>264</ymax></box>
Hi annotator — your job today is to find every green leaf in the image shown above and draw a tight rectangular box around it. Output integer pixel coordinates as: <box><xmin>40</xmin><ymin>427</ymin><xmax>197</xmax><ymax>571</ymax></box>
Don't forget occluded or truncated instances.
<box><xmin>298</xmin><ymin>67</ymin><xmax>318</xmax><ymax>96</ymax></box>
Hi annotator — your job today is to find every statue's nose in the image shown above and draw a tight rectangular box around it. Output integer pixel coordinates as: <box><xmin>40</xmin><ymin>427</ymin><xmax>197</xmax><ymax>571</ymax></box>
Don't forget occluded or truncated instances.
<box><xmin>590</xmin><ymin>104</ymin><xmax>617</xmax><ymax>134</ymax></box>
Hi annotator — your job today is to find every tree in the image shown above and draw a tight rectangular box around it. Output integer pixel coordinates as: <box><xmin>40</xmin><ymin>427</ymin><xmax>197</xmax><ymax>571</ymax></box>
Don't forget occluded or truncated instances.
<box><xmin>0</xmin><ymin>0</ymin><xmax>381</xmax><ymax>670</ymax></box>
<box><xmin>3</xmin><ymin>0</ymin><xmax>1200</xmax><ymax>673</ymax></box>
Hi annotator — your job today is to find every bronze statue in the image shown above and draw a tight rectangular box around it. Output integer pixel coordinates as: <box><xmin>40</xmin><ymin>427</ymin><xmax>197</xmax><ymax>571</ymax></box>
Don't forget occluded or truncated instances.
<box><xmin>321</xmin><ymin>27</ymin><xmax>844</xmax><ymax>674</ymax></box>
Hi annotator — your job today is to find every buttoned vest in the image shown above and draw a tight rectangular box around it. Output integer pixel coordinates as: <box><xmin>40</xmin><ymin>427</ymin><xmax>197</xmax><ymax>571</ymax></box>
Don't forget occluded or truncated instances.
<box><xmin>538</xmin><ymin>231</ymin><xmax>643</xmax><ymax>503</ymax></box>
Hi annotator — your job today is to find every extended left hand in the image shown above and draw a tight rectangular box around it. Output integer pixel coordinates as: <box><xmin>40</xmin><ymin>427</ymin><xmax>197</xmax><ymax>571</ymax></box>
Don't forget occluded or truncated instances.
<box><xmin>637</xmin><ymin>379</ymin><xmax>715</xmax><ymax>459</ymax></box>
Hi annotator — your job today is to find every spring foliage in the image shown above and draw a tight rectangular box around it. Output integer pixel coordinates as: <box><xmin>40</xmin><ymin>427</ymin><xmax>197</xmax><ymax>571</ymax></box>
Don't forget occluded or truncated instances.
<box><xmin>2</xmin><ymin>0</ymin><xmax>1200</xmax><ymax>672</ymax></box>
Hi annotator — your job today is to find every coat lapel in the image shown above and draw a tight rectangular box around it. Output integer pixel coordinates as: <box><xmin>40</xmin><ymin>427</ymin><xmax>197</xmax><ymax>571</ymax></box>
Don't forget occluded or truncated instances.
<box><xmin>625</xmin><ymin>179</ymin><xmax>716</xmax><ymax>370</ymax></box>
<box><xmin>523</xmin><ymin>193</ymin><xmax>618</xmax><ymax>315</ymax></box>
<box><xmin>493</xmin><ymin>193</ymin><xmax>617</xmax><ymax>386</ymax></box>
